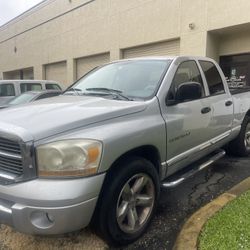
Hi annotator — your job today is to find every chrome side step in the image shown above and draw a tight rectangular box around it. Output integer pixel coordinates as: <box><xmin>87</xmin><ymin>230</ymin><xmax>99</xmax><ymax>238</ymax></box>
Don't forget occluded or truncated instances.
<box><xmin>161</xmin><ymin>149</ymin><xmax>226</xmax><ymax>188</ymax></box>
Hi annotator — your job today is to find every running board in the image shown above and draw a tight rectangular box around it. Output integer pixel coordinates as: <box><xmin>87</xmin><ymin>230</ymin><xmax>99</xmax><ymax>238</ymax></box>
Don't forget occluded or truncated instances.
<box><xmin>161</xmin><ymin>149</ymin><xmax>226</xmax><ymax>188</ymax></box>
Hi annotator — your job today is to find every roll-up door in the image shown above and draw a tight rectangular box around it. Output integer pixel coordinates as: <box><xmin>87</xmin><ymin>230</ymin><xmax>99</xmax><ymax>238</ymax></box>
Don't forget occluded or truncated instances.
<box><xmin>45</xmin><ymin>61</ymin><xmax>67</xmax><ymax>85</ymax></box>
<box><xmin>22</xmin><ymin>68</ymin><xmax>34</xmax><ymax>79</ymax></box>
<box><xmin>123</xmin><ymin>39</ymin><xmax>180</xmax><ymax>59</ymax></box>
<box><xmin>3</xmin><ymin>70</ymin><xmax>21</xmax><ymax>80</ymax></box>
<box><xmin>3</xmin><ymin>68</ymin><xmax>34</xmax><ymax>80</ymax></box>
<box><xmin>76</xmin><ymin>53</ymin><xmax>110</xmax><ymax>80</ymax></box>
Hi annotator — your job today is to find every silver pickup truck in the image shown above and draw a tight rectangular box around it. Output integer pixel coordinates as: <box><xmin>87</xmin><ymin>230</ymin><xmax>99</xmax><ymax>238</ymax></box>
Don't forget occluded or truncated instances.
<box><xmin>0</xmin><ymin>56</ymin><xmax>249</xmax><ymax>246</ymax></box>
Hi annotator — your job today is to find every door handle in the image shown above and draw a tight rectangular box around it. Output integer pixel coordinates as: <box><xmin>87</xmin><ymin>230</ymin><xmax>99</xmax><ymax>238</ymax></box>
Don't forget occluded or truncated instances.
<box><xmin>201</xmin><ymin>107</ymin><xmax>211</xmax><ymax>114</ymax></box>
<box><xmin>225</xmin><ymin>100</ymin><xmax>233</xmax><ymax>106</ymax></box>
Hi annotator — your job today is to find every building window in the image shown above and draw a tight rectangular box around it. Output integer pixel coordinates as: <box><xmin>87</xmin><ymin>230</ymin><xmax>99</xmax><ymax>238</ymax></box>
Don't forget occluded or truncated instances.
<box><xmin>220</xmin><ymin>53</ymin><xmax>250</xmax><ymax>88</ymax></box>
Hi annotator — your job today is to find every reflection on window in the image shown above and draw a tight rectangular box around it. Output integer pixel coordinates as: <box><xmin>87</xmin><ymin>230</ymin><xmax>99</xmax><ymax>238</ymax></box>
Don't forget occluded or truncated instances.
<box><xmin>199</xmin><ymin>61</ymin><xmax>225</xmax><ymax>95</ymax></box>
<box><xmin>72</xmin><ymin>60</ymin><xmax>171</xmax><ymax>99</ymax></box>
<box><xmin>169</xmin><ymin>60</ymin><xmax>205</xmax><ymax>101</ymax></box>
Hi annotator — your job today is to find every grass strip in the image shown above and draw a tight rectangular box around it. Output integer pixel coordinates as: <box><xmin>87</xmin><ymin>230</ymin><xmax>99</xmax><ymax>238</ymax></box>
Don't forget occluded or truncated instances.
<box><xmin>199</xmin><ymin>190</ymin><xmax>250</xmax><ymax>250</ymax></box>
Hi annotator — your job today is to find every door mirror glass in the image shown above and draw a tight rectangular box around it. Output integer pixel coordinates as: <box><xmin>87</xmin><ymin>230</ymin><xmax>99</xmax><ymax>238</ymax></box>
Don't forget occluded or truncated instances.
<box><xmin>176</xmin><ymin>82</ymin><xmax>202</xmax><ymax>102</ymax></box>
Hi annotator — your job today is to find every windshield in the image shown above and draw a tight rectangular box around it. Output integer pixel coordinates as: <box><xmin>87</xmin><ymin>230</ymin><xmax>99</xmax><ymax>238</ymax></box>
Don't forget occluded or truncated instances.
<box><xmin>8</xmin><ymin>92</ymin><xmax>36</xmax><ymax>105</ymax></box>
<box><xmin>65</xmin><ymin>60</ymin><xmax>171</xmax><ymax>99</ymax></box>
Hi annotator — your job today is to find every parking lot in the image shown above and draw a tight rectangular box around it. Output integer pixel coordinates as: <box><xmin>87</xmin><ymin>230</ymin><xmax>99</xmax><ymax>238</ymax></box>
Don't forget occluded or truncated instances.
<box><xmin>0</xmin><ymin>155</ymin><xmax>248</xmax><ymax>250</ymax></box>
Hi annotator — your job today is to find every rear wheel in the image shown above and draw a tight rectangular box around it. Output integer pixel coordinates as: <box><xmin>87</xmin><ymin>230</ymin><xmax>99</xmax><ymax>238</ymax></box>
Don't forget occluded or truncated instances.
<box><xmin>93</xmin><ymin>157</ymin><xmax>160</xmax><ymax>246</ymax></box>
<box><xmin>228</xmin><ymin>116</ymin><xmax>250</xmax><ymax>156</ymax></box>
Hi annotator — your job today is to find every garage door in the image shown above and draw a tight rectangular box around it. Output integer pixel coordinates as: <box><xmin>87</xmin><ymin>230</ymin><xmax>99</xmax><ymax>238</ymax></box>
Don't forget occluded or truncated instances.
<box><xmin>123</xmin><ymin>39</ymin><xmax>180</xmax><ymax>59</ymax></box>
<box><xmin>45</xmin><ymin>61</ymin><xmax>67</xmax><ymax>85</ymax></box>
<box><xmin>22</xmin><ymin>68</ymin><xmax>34</xmax><ymax>79</ymax></box>
<box><xmin>3</xmin><ymin>67</ymin><xmax>34</xmax><ymax>80</ymax></box>
<box><xmin>3</xmin><ymin>70</ymin><xmax>21</xmax><ymax>80</ymax></box>
<box><xmin>76</xmin><ymin>53</ymin><xmax>110</xmax><ymax>80</ymax></box>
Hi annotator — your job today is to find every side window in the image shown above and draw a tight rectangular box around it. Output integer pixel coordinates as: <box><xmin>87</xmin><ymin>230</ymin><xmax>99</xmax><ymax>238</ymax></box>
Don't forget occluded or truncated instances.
<box><xmin>0</xmin><ymin>84</ymin><xmax>15</xmax><ymax>96</ymax></box>
<box><xmin>20</xmin><ymin>83</ymin><xmax>42</xmax><ymax>93</ymax></box>
<box><xmin>36</xmin><ymin>92</ymin><xmax>60</xmax><ymax>100</ymax></box>
<box><xmin>199</xmin><ymin>61</ymin><xmax>225</xmax><ymax>95</ymax></box>
<box><xmin>45</xmin><ymin>84</ymin><xmax>61</xmax><ymax>90</ymax></box>
<box><xmin>168</xmin><ymin>61</ymin><xmax>205</xmax><ymax>101</ymax></box>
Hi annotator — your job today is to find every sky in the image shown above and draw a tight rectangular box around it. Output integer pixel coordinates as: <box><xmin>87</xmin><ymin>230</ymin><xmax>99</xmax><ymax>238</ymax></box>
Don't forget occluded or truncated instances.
<box><xmin>0</xmin><ymin>0</ymin><xmax>44</xmax><ymax>26</ymax></box>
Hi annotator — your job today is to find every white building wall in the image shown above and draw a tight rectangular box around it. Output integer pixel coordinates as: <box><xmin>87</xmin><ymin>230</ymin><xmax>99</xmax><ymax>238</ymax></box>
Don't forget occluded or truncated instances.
<box><xmin>1</xmin><ymin>0</ymin><xmax>250</xmax><ymax>85</ymax></box>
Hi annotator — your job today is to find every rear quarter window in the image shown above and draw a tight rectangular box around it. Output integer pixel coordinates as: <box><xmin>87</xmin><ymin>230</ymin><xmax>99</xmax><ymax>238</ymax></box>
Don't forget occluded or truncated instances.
<box><xmin>45</xmin><ymin>84</ymin><xmax>61</xmax><ymax>90</ymax></box>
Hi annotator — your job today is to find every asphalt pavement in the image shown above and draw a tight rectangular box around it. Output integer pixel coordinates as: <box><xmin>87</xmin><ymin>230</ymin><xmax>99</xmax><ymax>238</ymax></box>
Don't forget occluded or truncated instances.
<box><xmin>1</xmin><ymin>156</ymin><xmax>249</xmax><ymax>250</ymax></box>
<box><xmin>117</xmin><ymin>156</ymin><xmax>250</xmax><ymax>250</ymax></box>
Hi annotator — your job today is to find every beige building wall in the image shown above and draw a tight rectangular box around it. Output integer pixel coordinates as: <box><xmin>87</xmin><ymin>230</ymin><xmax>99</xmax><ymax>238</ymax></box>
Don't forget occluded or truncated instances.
<box><xmin>1</xmin><ymin>0</ymin><xmax>250</xmax><ymax>84</ymax></box>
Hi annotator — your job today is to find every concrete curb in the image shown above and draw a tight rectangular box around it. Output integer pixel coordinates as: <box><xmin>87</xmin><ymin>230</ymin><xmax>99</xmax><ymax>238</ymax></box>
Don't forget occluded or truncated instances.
<box><xmin>173</xmin><ymin>177</ymin><xmax>250</xmax><ymax>250</ymax></box>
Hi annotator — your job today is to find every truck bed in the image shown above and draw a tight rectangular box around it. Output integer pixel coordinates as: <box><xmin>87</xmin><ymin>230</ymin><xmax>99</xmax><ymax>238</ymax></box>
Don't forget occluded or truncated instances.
<box><xmin>229</xmin><ymin>86</ymin><xmax>250</xmax><ymax>95</ymax></box>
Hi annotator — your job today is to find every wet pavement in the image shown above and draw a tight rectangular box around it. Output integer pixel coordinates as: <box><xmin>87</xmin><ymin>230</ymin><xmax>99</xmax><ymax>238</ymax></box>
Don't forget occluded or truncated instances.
<box><xmin>1</xmin><ymin>156</ymin><xmax>249</xmax><ymax>250</ymax></box>
<box><xmin>117</xmin><ymin>156</ymin><xmax>250</xmax><ymax>250</ymax></box>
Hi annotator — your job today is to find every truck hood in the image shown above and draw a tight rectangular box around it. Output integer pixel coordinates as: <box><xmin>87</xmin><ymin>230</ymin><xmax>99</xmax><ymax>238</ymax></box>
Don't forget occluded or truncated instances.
<box><xmin>0</xmin><ymin>95</ymin><xmax>146</xmax><ymax>141</ymax></box>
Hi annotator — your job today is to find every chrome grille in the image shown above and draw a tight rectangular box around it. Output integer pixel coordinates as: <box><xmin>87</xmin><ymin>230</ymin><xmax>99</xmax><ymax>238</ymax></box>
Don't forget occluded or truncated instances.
<box><xmin>0</xmin><ymin>138</ymin><xmax>23</xmax><ymax>177</ymax></box>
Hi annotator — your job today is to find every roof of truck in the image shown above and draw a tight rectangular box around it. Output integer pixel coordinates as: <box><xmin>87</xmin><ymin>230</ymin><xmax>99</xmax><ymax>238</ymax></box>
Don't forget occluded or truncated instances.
<box><xmin>112</xmin><ymin>55</ymin><xmax>214</xmax><ymax>63</ymax></box>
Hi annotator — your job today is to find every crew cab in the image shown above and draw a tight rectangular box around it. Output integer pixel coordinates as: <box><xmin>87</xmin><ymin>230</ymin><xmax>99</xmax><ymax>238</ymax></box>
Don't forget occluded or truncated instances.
<box><xmin>0</xmin><ymin>56</ymin><xmax>249</xmax><ymax>246</ymax></box>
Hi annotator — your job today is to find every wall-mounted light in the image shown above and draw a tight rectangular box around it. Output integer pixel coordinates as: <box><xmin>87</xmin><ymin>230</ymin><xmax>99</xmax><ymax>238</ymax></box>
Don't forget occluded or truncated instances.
<box><xmin>14</xmin><ymin>46</ymin><xmax>17</xmax><ymax>53</ymax></box>
<box><xmin>189</xmin><ymin>23</ymin><xmax>195</xmax><ymax>30</ymax></box>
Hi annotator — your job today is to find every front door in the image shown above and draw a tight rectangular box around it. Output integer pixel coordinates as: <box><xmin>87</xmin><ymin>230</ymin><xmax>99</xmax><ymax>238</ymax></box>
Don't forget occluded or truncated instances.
<box><xmin>161</xmin><ymin>60</ymin><xmax>213</xmax><ymax>173</ymax></box>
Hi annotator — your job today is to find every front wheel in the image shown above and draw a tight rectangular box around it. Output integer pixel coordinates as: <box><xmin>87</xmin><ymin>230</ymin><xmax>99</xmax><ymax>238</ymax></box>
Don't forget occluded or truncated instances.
<box><xmin>228</xmin><ymin>116</ymin><xmax>250</xmax><ymax>157</ymax></box>
<box><xmin>94</xmin><ymin>157</ymin><xmax>160</xmax><ymax>246</ymax></box>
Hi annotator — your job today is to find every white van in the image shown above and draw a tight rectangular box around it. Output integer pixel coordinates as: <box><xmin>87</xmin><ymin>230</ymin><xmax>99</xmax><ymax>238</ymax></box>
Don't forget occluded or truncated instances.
<box><xmin>0</xmin><ymin>80</ymin><xmax>64</xmax><ymax>105</ymax></box>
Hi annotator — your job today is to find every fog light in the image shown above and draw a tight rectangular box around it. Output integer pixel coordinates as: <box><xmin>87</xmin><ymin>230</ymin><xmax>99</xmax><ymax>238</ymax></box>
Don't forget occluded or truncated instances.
<box><xmin>30</xmin><ymin>211</ymin><xmax>54</xmax><ymax>229</ymax></box>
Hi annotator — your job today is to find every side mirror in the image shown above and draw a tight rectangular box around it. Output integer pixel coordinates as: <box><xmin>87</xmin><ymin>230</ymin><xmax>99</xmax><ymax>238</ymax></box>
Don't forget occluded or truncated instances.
<box><xmin>175</xmin><ymin>82</ymin><xmax>202</xmax><ymax>102</ymax></box>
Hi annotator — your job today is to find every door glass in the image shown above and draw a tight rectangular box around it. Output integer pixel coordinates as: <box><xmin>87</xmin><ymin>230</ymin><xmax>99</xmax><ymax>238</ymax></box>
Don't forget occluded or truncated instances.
<box><xmin>199</xmin><ymin>61</ymin><xmax>225</xmax><ymax>95</ymax></box>
<box><xmin>0</xmin><ymin>84</ymin><xmax>15</xmax><ymax>96</ymax></box>
<box><xmin>168</xmin><ymin>60</ymin><xmax>205</xmax><ymax>101</ymax></box>
<box><xmin>20</xmin><ymin>83</ymin><xmax>42</xmax><ymax>93</ymax></box>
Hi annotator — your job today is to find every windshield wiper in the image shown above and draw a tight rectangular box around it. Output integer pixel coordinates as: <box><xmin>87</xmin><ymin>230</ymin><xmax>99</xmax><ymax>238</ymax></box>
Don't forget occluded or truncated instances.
<box><xmin>85</xmin><ymin>88</ymin><xmax>133</xmax><ymax>101</ymax></box>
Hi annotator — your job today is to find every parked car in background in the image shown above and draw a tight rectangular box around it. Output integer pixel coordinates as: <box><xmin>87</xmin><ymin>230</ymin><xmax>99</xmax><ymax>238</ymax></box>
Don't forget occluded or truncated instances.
<box><xmin>0</xmin><ymin>80</ymin><xmax>64</xmax><ymax>105</ymax></box>
<box><xmin>0</xmin><ymin>90</ymin><xmax>62</xmax><ymax>109</ymax></box>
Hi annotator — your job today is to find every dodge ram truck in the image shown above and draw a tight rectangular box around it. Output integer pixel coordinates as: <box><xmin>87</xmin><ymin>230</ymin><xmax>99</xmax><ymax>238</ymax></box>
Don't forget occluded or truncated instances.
<box><xmin>0</xmin><ymin>56</ymin><xmax>249</xmax><ymax>246</ymax></box>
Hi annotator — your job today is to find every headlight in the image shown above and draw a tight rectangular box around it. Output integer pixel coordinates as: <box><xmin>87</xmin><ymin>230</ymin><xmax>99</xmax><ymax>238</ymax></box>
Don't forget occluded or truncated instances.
<box><xmin>36</xmin><ymin>139</ymin><xmax>102</xmax><ymax>177</ymax></box>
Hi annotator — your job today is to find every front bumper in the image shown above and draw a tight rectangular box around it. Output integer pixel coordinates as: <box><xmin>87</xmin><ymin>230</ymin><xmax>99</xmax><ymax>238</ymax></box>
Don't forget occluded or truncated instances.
<box><xmin>0</xmin><ymin>173</ymin><xmax>105</xmax><ymax>234</ymax></box>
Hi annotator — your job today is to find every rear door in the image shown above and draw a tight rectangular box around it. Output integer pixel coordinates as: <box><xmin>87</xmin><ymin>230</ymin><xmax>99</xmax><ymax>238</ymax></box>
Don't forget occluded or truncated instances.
<box><xmin>199</xmin><ymin>60</ymin><xmax>234</xmax><ymax>144</ymax></box>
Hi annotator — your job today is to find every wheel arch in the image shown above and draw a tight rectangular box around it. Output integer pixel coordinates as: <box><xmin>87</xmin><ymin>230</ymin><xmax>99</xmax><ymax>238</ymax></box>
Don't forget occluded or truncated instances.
<box><xmin>107</xmin><ymin>145</ymin><xmax>162</xmax><ymax>176</ymax></box>
<box><xmin>245</xmin><ymin>110</ymin><xmax>250</xmax><ymax>118</ymax></box>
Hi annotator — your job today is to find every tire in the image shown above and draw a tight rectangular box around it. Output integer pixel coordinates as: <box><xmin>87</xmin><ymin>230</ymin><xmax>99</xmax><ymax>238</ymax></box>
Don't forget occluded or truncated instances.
<box><xmin>228</xmin><ymin>115</ymin><xmax>250</xmax><ymax>157</ymax></box>
<box><xmin>92</xmin><ymin>157</ymin><xmax>160</xmax><ymax>246</ymax></box>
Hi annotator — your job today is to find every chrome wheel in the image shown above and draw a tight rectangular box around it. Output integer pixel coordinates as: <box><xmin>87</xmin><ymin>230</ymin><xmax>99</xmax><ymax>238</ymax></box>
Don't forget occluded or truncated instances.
<box><xmin>116</xmin><ymin>173</ymin><xmax>155</xmax><ymax>234</ymax></box>
<box><xmin>244</xmin><ymin>123</ymin><xmax>250</xmax><ymax>150</ymax></box>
